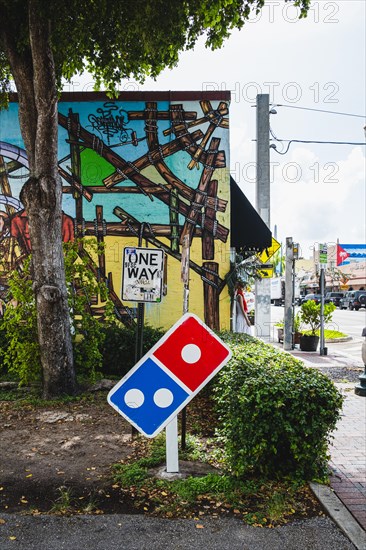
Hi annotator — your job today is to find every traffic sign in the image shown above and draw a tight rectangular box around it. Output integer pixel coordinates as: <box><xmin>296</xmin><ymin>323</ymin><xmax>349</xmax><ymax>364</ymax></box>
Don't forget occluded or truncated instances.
<box><xmin>107</xmin><ymin>313</ymin><xmax>232</xmax><ymax>438</ymax></box>
<box><xmin>319</xmin><ymin>243</ymin><xmax>328</xmax><ymax>267</ymax></box>
<box><xmin>258</xmin><ymin>267</ymin><xmax>274</xmax><ymax>278</ymax></box>
<box><xmin>122</xmin><ymin>247</ymin><xmax>164</xmax><ymax>302</ymax></box>
<box><xmin>257</xmin><ymin>237</ymin><xmax>281</xmax><ymax>264</ymax></box>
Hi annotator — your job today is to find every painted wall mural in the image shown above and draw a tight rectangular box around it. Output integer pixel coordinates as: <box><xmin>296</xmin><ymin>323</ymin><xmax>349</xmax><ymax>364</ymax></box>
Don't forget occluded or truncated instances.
<box><xmin>0</xmin><ymin>92</ymin><xmax>231</xmax><ymax>330</ymax></box>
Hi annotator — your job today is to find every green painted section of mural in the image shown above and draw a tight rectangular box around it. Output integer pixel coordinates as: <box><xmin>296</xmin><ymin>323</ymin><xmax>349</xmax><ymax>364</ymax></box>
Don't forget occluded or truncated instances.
<box><xmin>80</xmin><ymin>149</ymin><xmax>115</xmax><ymax>186</ymax></box>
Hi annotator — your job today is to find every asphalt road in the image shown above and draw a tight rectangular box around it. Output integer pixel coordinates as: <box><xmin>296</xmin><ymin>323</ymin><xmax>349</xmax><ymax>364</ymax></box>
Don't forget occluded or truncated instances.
<box><xmin>0</xmin><ymin>514</ymin><xmax>357</xmax><ymax>550</ymax></box>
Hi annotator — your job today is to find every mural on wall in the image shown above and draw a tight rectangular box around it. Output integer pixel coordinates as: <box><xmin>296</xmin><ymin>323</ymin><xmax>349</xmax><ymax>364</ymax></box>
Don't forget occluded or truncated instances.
<box><xmin>0</xmin><ymin>93</ymin><xmax>231</xmax><ymax>330</ymax></box>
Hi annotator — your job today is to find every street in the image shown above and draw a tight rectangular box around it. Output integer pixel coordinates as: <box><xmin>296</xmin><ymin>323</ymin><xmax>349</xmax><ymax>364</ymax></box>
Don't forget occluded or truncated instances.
<box><xmin>269</xmin><ymin>305</ymin><xmax>366</xmax><ymax>360</ymax></box>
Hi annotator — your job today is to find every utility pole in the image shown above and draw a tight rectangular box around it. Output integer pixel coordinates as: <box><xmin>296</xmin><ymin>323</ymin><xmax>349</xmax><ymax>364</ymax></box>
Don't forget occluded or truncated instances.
<box><xmin>255</xmin><ymin>94</ymin><xmax>271</xmax><ymax>340</ymax></box>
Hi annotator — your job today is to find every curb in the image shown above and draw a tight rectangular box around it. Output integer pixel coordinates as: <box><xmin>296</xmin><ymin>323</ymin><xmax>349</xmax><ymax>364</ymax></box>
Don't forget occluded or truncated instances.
<box><xmin>325</xmin><ymin>336</ymin><xmax>353</xmax><ymax>343</ymax></box>
<box><xmin>310</xmin><ymin>482</ymin><xmax>366</xmax><ymax>550</ymax></box>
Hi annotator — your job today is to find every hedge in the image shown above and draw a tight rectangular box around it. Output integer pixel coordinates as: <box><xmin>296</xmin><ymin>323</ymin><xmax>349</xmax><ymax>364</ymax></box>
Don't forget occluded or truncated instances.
<box><xmin>213</xmin><ymin>333</ymin><xmax>344</xmax><ymax>481</ymax></box>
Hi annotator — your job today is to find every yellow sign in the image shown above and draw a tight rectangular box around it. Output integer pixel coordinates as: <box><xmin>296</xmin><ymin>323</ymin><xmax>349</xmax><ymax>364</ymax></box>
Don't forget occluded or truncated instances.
<box><xmin>257</xmin><ymin>237</ymin><xmax>281</xmax><ymax>264</ymax></box>
<box><xmin>340</xmin><ymin>285</ymin><xmax>348</xmax><ymax>290</ymax></box>
<box><xmin>258</xmin><ymin>267</ymin><xmax>274</xmax><ymax>278</ymax></box>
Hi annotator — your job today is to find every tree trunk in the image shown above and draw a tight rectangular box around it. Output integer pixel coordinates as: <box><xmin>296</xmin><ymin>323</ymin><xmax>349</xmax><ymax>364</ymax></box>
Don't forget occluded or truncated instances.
<box><xmin>2</xmin><ymin>1</ymin><xmax>76</xmax><ymax>397</ymax></box>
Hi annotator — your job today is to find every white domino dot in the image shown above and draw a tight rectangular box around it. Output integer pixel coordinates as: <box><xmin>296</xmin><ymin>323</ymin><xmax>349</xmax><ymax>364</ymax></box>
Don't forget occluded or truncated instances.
<box><xmin>154</xmin><ymin>388</ymin><xmax>174</xmax><ymax>408</ymax></box>
<box><xmin>124</xmin><ymin>388</ymin><xmax>144</xmax><ymax>408</ymax></box>
<box><xmin>181</xmin><ymin>343</ymin><xmax>201</xmax><ymax>364</ymax></box>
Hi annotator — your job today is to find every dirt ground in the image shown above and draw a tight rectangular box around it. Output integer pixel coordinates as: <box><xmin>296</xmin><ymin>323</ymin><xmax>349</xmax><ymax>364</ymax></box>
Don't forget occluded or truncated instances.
<box><xmin>0</xmin><ymin>381</ymin><xmax>217</xmax><ymax>515</ymax></box>
<box><xmin>0</xmin><ymin>385</ymin><xmax>138</xmax><ymax>514</ymax></box>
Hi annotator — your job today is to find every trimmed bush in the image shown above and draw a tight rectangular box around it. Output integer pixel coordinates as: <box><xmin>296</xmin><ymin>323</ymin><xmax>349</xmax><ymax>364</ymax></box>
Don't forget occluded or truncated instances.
<box><xmin>100</xmin><ymin>324</ymin><xmax>165</xmax><ymax>376</ymax></box>
<box><xmin>213</xmin><ymin>333</ymin><xmax>344</xmax><ymax>481</ymax></box>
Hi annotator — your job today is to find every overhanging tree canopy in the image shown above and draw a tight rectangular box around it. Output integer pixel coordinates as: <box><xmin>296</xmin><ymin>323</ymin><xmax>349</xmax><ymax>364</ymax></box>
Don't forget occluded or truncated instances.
<box><xmin>0</xmin><ymin>0</ymin><xmax>310</xmax><ymax>397</ymax></box>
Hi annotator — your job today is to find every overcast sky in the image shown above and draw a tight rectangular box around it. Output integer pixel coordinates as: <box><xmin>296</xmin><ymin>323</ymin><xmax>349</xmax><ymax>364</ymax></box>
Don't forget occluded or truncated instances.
<box><xmin>73</xmin><ymin>0</ymin><xmax>366</xmax><ymax>259</ymax></box>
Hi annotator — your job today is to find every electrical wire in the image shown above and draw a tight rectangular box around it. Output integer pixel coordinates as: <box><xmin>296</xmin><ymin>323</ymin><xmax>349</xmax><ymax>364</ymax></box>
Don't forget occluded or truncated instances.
<box><xmin>269</xmin><ymin>124</ymin><xmax>366</xmax><ymax>155</ymax></box>
<box><xmin>271</xmin><ymin>104</ymin><xmax>366</xmax><ymax>119</ymax></box>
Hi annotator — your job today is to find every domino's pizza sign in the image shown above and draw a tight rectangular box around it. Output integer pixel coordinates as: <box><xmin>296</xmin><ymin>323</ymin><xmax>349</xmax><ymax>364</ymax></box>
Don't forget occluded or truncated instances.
<box><xmin>107</xmin><ymin>313</ymin><xmax>232</xmax><ymax>438</ymax></box>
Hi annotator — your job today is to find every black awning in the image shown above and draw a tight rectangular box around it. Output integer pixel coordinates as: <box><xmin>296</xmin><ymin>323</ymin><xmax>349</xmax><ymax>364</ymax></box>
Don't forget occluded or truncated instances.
<box><xmin>230</xmin><ymin>177</ymin><xmax>272</xmax><ymax>251</ymax></box>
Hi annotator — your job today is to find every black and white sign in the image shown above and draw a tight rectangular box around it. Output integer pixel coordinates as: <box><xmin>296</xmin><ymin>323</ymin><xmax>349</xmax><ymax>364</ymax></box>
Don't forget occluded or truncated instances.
<box><xmin>122</xmin><ymin>247</ymin><xmax>164</xmax><ymax>302</ymax></box>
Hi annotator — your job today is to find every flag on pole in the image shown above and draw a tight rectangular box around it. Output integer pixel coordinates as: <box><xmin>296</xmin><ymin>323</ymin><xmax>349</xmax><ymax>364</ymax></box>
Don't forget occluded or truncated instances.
<box><xmin>337</xmin><ymin>244</ymin><xmax>350</xmax><ymax>266</ymax></box>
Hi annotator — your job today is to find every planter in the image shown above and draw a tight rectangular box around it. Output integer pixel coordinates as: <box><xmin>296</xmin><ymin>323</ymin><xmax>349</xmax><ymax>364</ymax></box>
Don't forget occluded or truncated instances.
<box><xmin>300</xmin><ymin>334</ymin><xmax>319</xmax><ymax>352</ymax></box>
<box><xmin>277</xmin><ymin>329</ymin><xmax>302</xmax><ymax>345</ymax></box>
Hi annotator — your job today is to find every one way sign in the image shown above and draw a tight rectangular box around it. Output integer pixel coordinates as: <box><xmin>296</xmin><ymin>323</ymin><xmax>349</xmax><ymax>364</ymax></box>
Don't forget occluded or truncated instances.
<box><xmin>122</xmin><ymin>247</ymin><xmax>164</xmax><ymax>302</ymax></box>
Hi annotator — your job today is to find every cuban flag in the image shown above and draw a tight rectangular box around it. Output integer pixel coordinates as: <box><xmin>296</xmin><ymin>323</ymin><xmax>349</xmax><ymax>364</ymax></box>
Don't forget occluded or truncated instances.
<box><xmin>337</xmin><ymin>244</ymin><xmax>350</xmax><ymax>266</ymax></box>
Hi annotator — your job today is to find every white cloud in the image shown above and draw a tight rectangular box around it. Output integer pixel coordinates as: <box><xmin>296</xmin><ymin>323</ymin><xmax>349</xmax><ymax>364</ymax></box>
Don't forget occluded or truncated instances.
<box><xmin>271</xmin><ymin>147</ymin><xmax>365</xmax><ymax>256</ymax></box>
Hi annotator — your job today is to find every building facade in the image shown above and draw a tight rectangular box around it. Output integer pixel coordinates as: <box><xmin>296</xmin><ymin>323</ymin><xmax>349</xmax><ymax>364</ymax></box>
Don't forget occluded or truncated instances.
<box><xmin>0</xmin><ymin>91</ymin><xmax>232</xmax><ymax>330</ymax></box>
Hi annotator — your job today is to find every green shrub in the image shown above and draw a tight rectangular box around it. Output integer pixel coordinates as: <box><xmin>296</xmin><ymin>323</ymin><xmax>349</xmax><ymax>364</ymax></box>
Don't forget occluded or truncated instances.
<box><xmin>213</xmin><ymin>333</ymin><xmax>344</xmax><ymax>481</ymax></box>
<box><xmin>0</xmin><ymin>240</ymin><xmax>114</xmax><ymax>385</ymax></box>
<box><xmin>0</xmin><ymin>321</ymin><xmax>9</xmax><ymax>370</ymax></box>
<box><xmin>0</xmin><ymin>258</ymin><xmax>41</xmax><ymax>384</ymax></box>
<box><xmin>100</xmin><ymin>323</ymin><xmax>164</xmax><ymax>376</ymax></box>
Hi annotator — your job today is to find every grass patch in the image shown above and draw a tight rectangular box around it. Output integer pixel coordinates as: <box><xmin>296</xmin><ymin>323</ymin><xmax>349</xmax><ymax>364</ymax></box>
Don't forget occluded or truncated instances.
<box><xmin>50</xmin><ymin>486</ymin><xmax>102</xmax><ymax>515</ymax></box>
<box><xmin>301</xmin><ymin>329</ymin><xmax>347</xmax><ymax>339</ymax></box>
<box><xmin>111</xmin><ymin>436</ymin><xmax>323</xmax><ymax>526</ymax></box>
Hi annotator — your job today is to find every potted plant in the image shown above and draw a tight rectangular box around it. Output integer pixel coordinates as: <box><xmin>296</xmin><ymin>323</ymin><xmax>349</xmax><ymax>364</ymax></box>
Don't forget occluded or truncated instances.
<box><xmin>299</xmin><ymin>300</ymin><xmax>336</xmax><ymax>351</ymax></box>
<box><xmin>275</xmin><ymin>313</ymin><xmax>302</xmax><ymax>344</ymax></box>
<box><xmin>275</xmin><ymin>320</ymin><xmax>284</xmax><ymax>343</ymax></box>
<box><xmin>293</xmin><ymin>313</ymin><xmax>303</xmax><ymax>344</ymax></box>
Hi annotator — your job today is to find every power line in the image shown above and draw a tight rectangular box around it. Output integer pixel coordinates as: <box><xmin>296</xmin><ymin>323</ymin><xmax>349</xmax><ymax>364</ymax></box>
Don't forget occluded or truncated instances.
<box><xmin>269</xmin><ymin>124</ymin><xmax>366</xmax><ymax>155</ymax></box>
<box><xmin>271</xmin><ymin>104</ymin><xmax>366</xmax><ymax>119</ymax></box>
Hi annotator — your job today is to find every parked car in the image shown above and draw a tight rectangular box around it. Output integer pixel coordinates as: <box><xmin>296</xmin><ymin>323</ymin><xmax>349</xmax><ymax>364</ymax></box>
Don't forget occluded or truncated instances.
<box><xmin>340</xmin><ymin>290</ymin><xmax>366</xmax><ymax>311</ymax></box>
<box><xmin>299</xmin><ymin>293</ymin><xmax>322</xmax><ymax>305</ymax></box>
<box><xmin>325</xmin><ymin>292</ymin><xmax>345</xmax><ymax>307</ymax></box>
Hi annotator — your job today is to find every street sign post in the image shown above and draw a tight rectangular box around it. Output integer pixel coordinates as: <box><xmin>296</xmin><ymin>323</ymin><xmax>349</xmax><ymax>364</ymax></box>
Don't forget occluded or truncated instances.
<box><xmin>319</xmin><ymin>244</ymin><xmax>327</xmax><ymax>356</ymax></box>
<box><xmin>108</xmin><ymin>313</ymin><xmax>232</xmax><ymax>471</ymax></box>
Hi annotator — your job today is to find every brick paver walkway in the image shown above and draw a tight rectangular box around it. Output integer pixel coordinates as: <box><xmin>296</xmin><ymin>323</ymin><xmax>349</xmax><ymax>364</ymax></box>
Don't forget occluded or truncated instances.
<box><xmin>329</xmin><ymin>386</ymin><xmax>366</xmax><ymax>531</ymax></box>
<box><xmin>270</xmin><ymin>342</ymin><xmax>366</xmax><ymax>533</ymax></box>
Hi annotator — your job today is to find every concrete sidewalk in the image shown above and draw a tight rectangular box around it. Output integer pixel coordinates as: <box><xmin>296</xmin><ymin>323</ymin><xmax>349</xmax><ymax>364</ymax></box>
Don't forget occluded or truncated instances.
<box><xmin>272</xmin><ymin>344</ymin><xmax>366</xmax><ymax>548</ymax></box>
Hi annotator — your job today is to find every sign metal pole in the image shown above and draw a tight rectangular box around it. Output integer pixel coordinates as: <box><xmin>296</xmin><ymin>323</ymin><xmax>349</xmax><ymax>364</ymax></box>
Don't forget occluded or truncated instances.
<box><xmin>320</xmin><ymin>267</ymin><xmax>326</xmax><ymax>355</ymax></box>
<box><xmin>319</xmin><ymin>244</ymin><xmax>327</xmax><ymax>356</ymax></box>
<box><xmin>131</xmin><ymin>226</ymin><xmax>146</xmax><ymax>436</ymax></box>
<box><xmin>165</xmin><ymin>236</ymin><xmax>190</xmax><ymax>472</ymax></box>
<box><xmin>165</xmin><ymin>416</ymin><xmax>179</xmax><ymax>473</ymax></box>
<box><xmin>180</xmin><ymin>235</ymin><xmax>190</xmax><ymax>451</ymax></box>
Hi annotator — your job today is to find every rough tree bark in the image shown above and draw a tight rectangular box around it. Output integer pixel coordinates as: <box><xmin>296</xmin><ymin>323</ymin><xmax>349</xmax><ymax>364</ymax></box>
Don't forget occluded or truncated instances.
<box><xmin>1</xmin><ymin>1</ymin><xmax>76</xmax><ymax>397</ymax></box>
